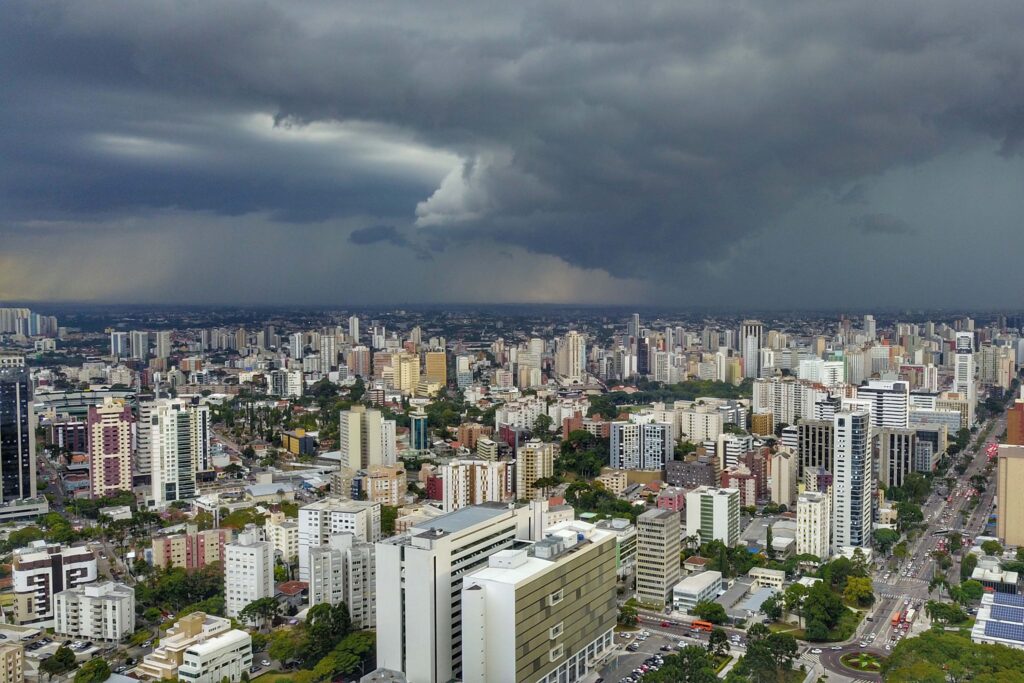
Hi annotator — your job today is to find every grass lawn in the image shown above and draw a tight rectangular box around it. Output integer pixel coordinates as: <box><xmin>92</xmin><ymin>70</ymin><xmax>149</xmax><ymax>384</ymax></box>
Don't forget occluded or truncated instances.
<box><xmin>713</xmin><ymin>654</ymin><xmax>731</xmax><ymax>673</ymax></box>
<box><xmin>0</xmin><ymin>593</ymin><xmax>13</xmax><ymax>607</ymax></box>
<box><xmin>840</xmin><ymin>652</ymin><xmax>885</xmax><ymax>673</ymax></box>
<box><xmin>252</xmin><ymin>672</ymin><xmax>313</xmax><ymax>683</ymax></box>
<box><xmin>769</xmin><ymin>608</ymin><xmax>863</xmax><ymax>643</ymax></box>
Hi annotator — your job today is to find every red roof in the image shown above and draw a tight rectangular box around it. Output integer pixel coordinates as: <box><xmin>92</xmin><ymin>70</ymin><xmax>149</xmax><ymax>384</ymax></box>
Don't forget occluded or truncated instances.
<box><xmin>277</xmin><ymin>581</ymin><xmax>308</xmax><ymax>596</ymax></box>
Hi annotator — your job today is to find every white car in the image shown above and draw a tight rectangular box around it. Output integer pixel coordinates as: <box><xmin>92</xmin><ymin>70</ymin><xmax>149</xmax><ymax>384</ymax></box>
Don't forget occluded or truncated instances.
<box><xmin>811</xmin><ymin>648</ymin><xmax>823</xmax><ymax>654</ymax></box>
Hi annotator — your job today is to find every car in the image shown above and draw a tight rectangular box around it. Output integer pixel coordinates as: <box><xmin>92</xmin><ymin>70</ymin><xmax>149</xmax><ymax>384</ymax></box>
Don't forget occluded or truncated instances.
<box><xmin>830</xmin><ymin>646</ymin><xmax>842</xmax><ymax>651</ymax></box>
<box><xmin>859</xmin><ymin>642</ymin><xmax>868</xmax><ymax>648</ymax></box>
<box><xmin>115</xmin><ymin>667</ymin><xmax>128</xmax><ymax>674</ymax></box>
<box><xmin>261</xmin><ymin>660</ymin><xmax>271</xmax><ymax>667</ymax></box>
<box><xmin>678</xmin><ymin>641</ymin><xmax>687</xmax><ymax>648</ymax></box>
<box><xmin>885</xmin><ymin>644</ymin><xmax>892</xmax><ymax>651</ymax></box>
<box><xmin>660</xmin><ymin>621</ymin><xmax>670</xmax><ymax>627</ymax></box>
<box><xmin>627</xmin><ymin>643</ymin><xmax>639</xmax><ymax>652</ymax></box>
<box><xmin>660</xmin><ymin>646</ymin><xmax>672</xmax><ymax>652</ymax></box>
<box><xmin>620</xmin><ymin>633</ymin><xmax>632</xmax><ymax>639</ymax></box>
<box><xmin>811</xmin><ymin>648</ymin><xmax>822</xmax><ymax>654</ymax></box>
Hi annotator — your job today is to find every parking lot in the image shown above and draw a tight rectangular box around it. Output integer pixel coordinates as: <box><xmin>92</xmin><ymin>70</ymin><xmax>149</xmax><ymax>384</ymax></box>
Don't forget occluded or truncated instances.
<box><xmin>597</xmin><ymin>625</ymin><xmax>746</xmax><ymax>683</ymax></box>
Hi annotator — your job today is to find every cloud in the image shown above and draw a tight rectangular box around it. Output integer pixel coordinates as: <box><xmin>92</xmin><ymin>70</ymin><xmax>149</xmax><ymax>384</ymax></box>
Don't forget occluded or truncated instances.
<box><xmin>850</xmin><ymin>212</ymin><xmax>917</xmax><ymax>236</ymax></box>
<box><xmin>3</xmin><ymin>1</ymin><xmax>1024</xmax><ymax>304</ymax></box>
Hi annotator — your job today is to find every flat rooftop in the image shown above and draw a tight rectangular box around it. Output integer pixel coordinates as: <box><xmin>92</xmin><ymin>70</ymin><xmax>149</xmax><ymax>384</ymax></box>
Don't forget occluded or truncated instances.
<box><xmin>412</xmin><ymin>502</ymin><xmax>513</xmax><ymax>536</ymax></box>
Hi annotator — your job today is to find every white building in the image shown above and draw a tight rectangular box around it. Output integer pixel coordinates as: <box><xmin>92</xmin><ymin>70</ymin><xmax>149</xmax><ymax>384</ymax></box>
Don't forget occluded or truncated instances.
<box><xmin>177</xmin><ymin>628</ymin><xmax>252</xmax><ymax>683</ymax></box>
<box><xmin>610</xmin><ymin>414</ymin><xmax>673</xmax><ymax>470</ymax></box>
<box><xmin>672</xmin><ymin>570</ymin><xmax>723</xmax><ymax>613</ymax></box>
<box><xmin>264</xmin><ymin>511</ymin><xmax>299</xmax><ymax>563</ymax></box>
<box><xmin>685</xmin><ymin>487</ymin><xmax>740</xmax><ymax>547</ymax></box>
<box><xmin>855</xmin><ymin>380</ymin><xmax>910</xmax><ymax>429</ymax></box>
<box><xmin>298</xmin><ymin>498</ymin><xmax>381</xmax><ymax>581</ymax></box>
<box><xmin>461</xmin><ymin>521</ymin><xmax>617</xmax><ymax>683</ymax></box>
<box><xmin>832</xmin><ymin>410</ymin><xmax>872</xmax><ymax>550</ymax></box>
<box><xmin>54</xmin><ymin>581</ymin><xmax>134</xmax><ymax>641</ymax></box>
<box><xmin>12</xmin><ymin>542</ymin><xmax>97</xmax><ymax>627</ymax></box>
<box><xmin>376</xmin><ymin>503</ymin><xmax>536</xmax><ymax>683</ymax></box>
<box><xmin>954</xmin><ymin>332</ymin><xmax>977</xmax><ymax>426</ymax></box>
<box><xmin>678</xmin><ymin>408</ymin><xmax>723</xmax><ymax>443</ymax></box>
<box><xmin>224</xmin><ymin>531</ymin><xmax>274</xmax><ymax>619</ymax></box>
<box><xmin>770</xmin><ymin>450</ymin><xmax>797</xmax><ymax>507</ymax></box>
<box><xmin>149</xmin><ymin>397</ymin><xmax>211</xmax><ymax>506</ymax></box>
<box><xmin>308</xmin><ymin>534</ymin><xmax>376</xmax><ymax>629</ymax></box>
<box><xmin>796</xmin><ymin>491</ymin><xmax>831</xmax><ymax>560</ymax></box>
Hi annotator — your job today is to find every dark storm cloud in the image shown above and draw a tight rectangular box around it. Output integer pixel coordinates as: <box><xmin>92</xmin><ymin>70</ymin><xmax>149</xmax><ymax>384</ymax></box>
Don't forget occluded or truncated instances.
<box><xmin>850</xmin><ymin>213</ymin><xmax>917</xmax><ymax>236</ymax></box>
<box><xmin>349</xmin><ymin>225</ymin><xmax>407</xmax><ymax>247</ymax></box>
<box><xmin>3</xmin><ymin>0</ymin><xmax>1024</xmax><ymax>299</ymax></box>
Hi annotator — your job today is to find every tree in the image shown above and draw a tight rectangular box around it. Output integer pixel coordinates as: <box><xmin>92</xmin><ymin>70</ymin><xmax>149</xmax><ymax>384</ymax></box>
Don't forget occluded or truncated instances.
<box><xmin>617</xmin><ymin>603</ymin><xmax>639</xmax><ymax>627</ymax></box>
<box><xmin>843</xmin><ymin>576</ymin><xmax>875</xmax><ymax>607</ymax></box>
<box><xmin>41</xmin><ymin>646</ymin><xmax>77</xmax><ymax>676</ymax></box>
<box><xmin>960</xmin><ymin>552</ymin><xmax>979</xmax><ymax>581</ymax></box>
<box><xmin>782</xmin><ymin>583</ymin><xmax>807</xmax><ymax>627</ymax></box>
<box><xmin>708</xmin><ymin>627</ymin><xmax>730</xmax><ymax>657</ymax></box>
<box><xmin>381</xmin><ymin>505</ymin><xmax>398</xmax><ymax>536</ymax></box>
<box><xmin>894</xmin><ymin>541</ymin><xmax>909</xmax><ymax>561</ymax></box>
<box><xmin>981</xmin><ymin>540</ymin><xmax>1004</xmax><ymax>556</ymax></box>
<box><xmin>765</xmin><ymin>524</ymin><xmax>776</xmax><ymax>560</ymax></box>
<box><xmin>955</xmin><ymin>579</ymin><xmax>985</xmax><ymax>603</ymax></box>
<box><xmin>238</xmin><ymin>597</ymin><xmax>280</xmax><ymax>631</ymax></box>
<box><xmin>760</xmin><ymin>595</ymin><xmax>782</xmax><ymax>622</ymax></box>
<box><xmin>645</xmin><ymin>646</ymin><xmax>719</xmax><ymax>683</ymax></box>
<box><xmin>873</xmin><ymin>528</ymin><xmax>900</xmax><ymax>555</ymax></box>
<box><xmin>532</xmin><ymin>413</ymin><xmax>554</xmax><ymax>438</ymax></box>
<box><xmin>802</xmin><ymin>580</ymin><xmax>845</xmax><ymax>640</ymax></box>
<box><xmin>74</xmin><ymin>658</ymin><xmax>110</xmax><ymax>683</ymax></box>
<box><xmin>692</xmin><ymin>600</ymin><xmax>728</xmax><ymax>624</ymax></box>
<box><xmin>740</xmin><ymin>628</ymin><xmax>798</xmax><ymax>683</ymax></box>
<box><xmin>948</xmin><ymin>532</ymin><xmax>963</xmax><ymax>554</ymax></box>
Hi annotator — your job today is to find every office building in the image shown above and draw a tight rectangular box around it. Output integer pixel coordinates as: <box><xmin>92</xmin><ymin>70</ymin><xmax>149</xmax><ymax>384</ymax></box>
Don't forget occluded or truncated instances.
<box><xmin>515</xmin><ymin>439</ymin><xmax>555</xmax><ymax>501</ymax></box>
<box><xmin>155</xmin><ymin>330</ymin><xmax>172</xmax><ymax>360</ymax></box>
<box><xmin>439</xmin><ymin>458</ymin><xmax>514</xmax><ymax>512</ymax></box>
<box><xmin>954</xmin><ymin>332</ymin><xmax>977</xmax><ymax>426</ymax></box>
<box><xmin>0</xmin><ymin>368</ymin><xmax>36</xmax><ymax>503</ymax></box>
<box><xmin>796</xmin><ymin>491</ymin><xmax>831</xmax><ymax>560</ymax></box>
<box><xmin>461</xmin><ymin>521</ymin><xmax>617</xmax><ymax>683</ymax></box>
<box><xmin>148</xmin><ymin>397</ymin><xmax>210</xmax><ymax>506</ymax></box>
<box><xmin>770</xmin><ymin>450</ymin><xmax>797</xmax><ymax>507</ymax></box>
<box><xmin>636</xmin><ymin>509</ymin><xmax>681</xmax><ymax>607</ymax></box>
<box><xmin>741</xmin><ymin>320</ymin><xmax>763</xmax><ymax>379</ymax></box>
<box><xmin>86</xmin><ymin>398</ymin><xmax>133</xmax><ymax>497</ymax></box>
<box><xmin>609</xmin><ymin>414</ymin><xmax>673</xmax><ymax>470</ymax></box>
<box><xmin>339</xmin><ymin>405</ymin><xmax>397</xmax><ymax>470</ymax></box>
<box><xmin>685</xmin><ymin>486</ymin><xmax>740</xmax><ymax>547</ymax></box>
<box><xmin>12</xmin><ymin>541</ymin><xmax>97</xmax><ymax>627</ymax></box>
<box><xmin>54</xmin><ymin>581</ymin><xmax>135</xmax><ymax>641</ymax></box>
<box><xmin>797</xmin><ymin>418</ymin><xmax>833</xmax><ymax>478</ymax></box>
<box><xmin>298</xmin><ymin>498</ymin><xmax>381</xmax><ymax>581</ymax></box>
<box><xmin>224</xmin><ymin>530</ymin><xmax>274</xmax><ymax>619</ymax></box>
<box><xmin>264</xmin><ymin>511</ymin><xmax>299</xmax><ymax>563</ymax></box>
<box><xmin>997</xmin><ymin>445</ymin><xmax>1024</xmax><ymax>546</ymax></box>
<box><xmin>855</xmin><ymin>380</ymin><xmax>910</xmax><ymax>429</ymax></box>
<box><xmin>878</xmin><ymin>428</ymin><xmax>916</xmax><ymax>488</ymax></box>
<box><xmin>832</xmin><ymin>410</ymin><xmax>872</xmax><ymax>550</ymax></box>
<box><xmin>152</xmin><ymin>527</ymin><xmax>230</xmax><ymax>571</ymax></box>
<box><xmin>308</xmin><ymin>534</ymin><xmax>376</xmax><ymax>629</ymax></box>
<box><xmin>136</xmin><ymin>613</ymin><xmax>244</xmax><ymax>682</ymax></box>
<box><xmin>594</xmin><ymin>518</ymin><xmax>638</xmax><ymax>579</ymax></box>
<box><xmin>411</xmin><ymin>411</ymin><xmax>430</xmax><ymax>451</ymax></box>
<box><xmin>672</xmin><ymin>570</ymin><xmax>723</xmax><ymax>613</ymax></box>
<box><xmin>376</xmin><ymin>503</ymin><xmax>534</xmax><ymax>683</ymax></box>
<box><xmin>0</xmin><ymin>644</ymin><xmax>23</xmax><ymax>683</ymax></box>
<box><xmin>177</xmin><ymin>629</ymin><xmax>252</xmax><ymax>683</ymax></box>
<box><xmin>424</xmin><ymin>351</ymin><xmax>447</xmax><ymax>387</ymax></box>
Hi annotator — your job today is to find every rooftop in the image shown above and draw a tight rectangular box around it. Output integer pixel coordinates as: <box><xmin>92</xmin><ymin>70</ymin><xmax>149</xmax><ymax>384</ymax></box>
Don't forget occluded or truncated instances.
<box><xmin>411</xmin><ymin>502</ymin><xmax>513</xmax><ymax>537</ymax></box>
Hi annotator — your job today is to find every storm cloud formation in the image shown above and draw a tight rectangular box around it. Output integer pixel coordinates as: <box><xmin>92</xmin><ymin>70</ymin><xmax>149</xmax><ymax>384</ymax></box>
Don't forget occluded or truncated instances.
<box><xmin>3</xmin><ymin>1</ymin><xmax>1024</xmax><ymax>307</ymax></box>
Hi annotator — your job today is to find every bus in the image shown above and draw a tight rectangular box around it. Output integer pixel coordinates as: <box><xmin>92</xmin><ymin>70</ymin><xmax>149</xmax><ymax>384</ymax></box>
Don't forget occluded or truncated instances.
<box><xmin>691</xmin><ymin>620</ymin><xmax>714</xmax><ymax>632</ymax></box>
<box><xmin>905</xmin><ymin>608</ymin><xmax>916</xmax><ymax>627</ymax></box>
<box><xmin>891</xmin><ymin>610</ymin><xmax>903</xmax><ymax>627</ymax></box>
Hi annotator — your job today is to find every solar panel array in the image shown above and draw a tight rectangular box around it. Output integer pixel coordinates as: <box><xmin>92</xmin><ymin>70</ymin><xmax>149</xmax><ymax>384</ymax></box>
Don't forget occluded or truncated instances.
<box><xmin>990</xmin><ymin>605</ymin><xmax>1024</xmax><ymax>623</ymax></box>
<box><xmin>985</xmin><ymin>621</ymin><xmax>1024</xmax><ymax>643</ymax></box>
<box><xmin>993</xmin><ymin>593</ymin><xmax>1024</xmax><ymax>608</ymax></box>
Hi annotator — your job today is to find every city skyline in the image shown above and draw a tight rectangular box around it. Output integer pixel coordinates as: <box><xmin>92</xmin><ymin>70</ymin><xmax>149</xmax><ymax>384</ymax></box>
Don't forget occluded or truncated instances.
<box><xmin>4</xmin><ymin>2</ymin><xmax>1024</xmax><ymax>307</ymax></box>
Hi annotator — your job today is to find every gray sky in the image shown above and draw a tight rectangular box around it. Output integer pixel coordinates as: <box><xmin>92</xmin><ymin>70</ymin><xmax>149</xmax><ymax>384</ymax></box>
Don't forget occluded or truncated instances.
<box><xmin>3</xmin><ymin>1</ymin><xmax>1024</xmax><ymax>308</ymax></box>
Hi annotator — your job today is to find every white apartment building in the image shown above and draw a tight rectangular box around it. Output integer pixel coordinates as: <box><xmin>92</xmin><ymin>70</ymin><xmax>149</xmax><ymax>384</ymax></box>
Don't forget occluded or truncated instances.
<box><xmin>752</xmin><ymin>377</ymin><xmax>829</xmax><ymax>426</ymax></box>
<box><xmin>954</xmin><ymin>332</ymin><xmax>977</xmax><ymax>426</ymax></box>
<box><xmin>610</xmin><ymin>414</ymin><xmax>672</xmax><ymax>470</ymax></box>
<box><xmin>440</xmin><ymin>458</ymin><xmax>514</xmax><ymax>512</ymax></box>
<box><xmin>339</xmin><ymin>405</ymin><xmax>397</xmax><ymax>470</ymax></box>
<box><xmin>832</xmin><ymin>410</ymin><xmax>872</xmax><ymax>550</ymax></box>
<box><xmin>54</xmin><ymin>581</ymin><xmax>134</xmax><ymax>641</ymax></box>
<box><xmin>461</xmin><ymin>521</ymin><xmax>617</xmax><ymax>683</ymax></box>
<box><xmin>376</xmin><ymin>503</ymin><xmax>535</xmax><ymax>683</ymax></box>
<box><xmin>685</xmin><ymin>487</ymin><xmax>740</xmax><ymax>547</ymax></box>
<box><xmin>149</xmin><ymin>397</ymin><xmax>210</xmax><ymax>506</ymax></box>
<box><xmin>298</xmin><ymin>498</ymin><xmax>381</xmax><ymax>581</ymax></box>
<box><xmin>855</xmin><ymin>380</ymin><xmax>910</xmax><ymax>429</ymax></box>
<box><xmin>177</xmin><ymin>629</ymin><xmax>252</xmax><ymax>683</ymax></box>
<box><xmin>12</xmin><ymin>542</ymin><xmax>97</xmax><ymax>627</ymax></box>
<box><xmin>796</xmin><ymin>491</ymin><xmax>831</xmax><ymax>560</ymax></box>
<box><xmin>224</xmin><ymin>531</ymin><xmax>274</xmax><ymax>618</ymax></box>
<box><xmin>716</xmin><ymin>433</ymin><xmax>753</xmax><ymax>469</ymax></box>
<box><xmin>679</xmin><ymin>408</ymin><xmax>723</xmax><ymax>443</ymax></box>
<box><xmin>264</xmin><ymin>511</ymin><xmax>299</xmax><ymax>563</ymax></box>
<box><xmin>672</xmin><ymin>570</ymin><xmax>723</xmax><ymax>613</ymax></box>
<box><xmin>308</xmin><ymin>534</ymin><xmax>376</xmax><ymax>629</ymax></box>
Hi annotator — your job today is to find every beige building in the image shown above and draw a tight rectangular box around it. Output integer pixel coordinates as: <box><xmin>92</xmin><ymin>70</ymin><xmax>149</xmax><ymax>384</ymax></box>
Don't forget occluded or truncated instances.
<box><xmin>997</xmin><ymin>445</ymin><xmax>1024</xmax><ymax>546</ymax></box>
<box><xmin>0</xmin><ymin>644</ymin><xmax>23</xmax><ymax>683</ymax></box>
<box><xmin>461</xmin><ymin>521</ymin><xmax>617</xmax><ymax>683</ymax></box>
<box><xmin>391</xmin><ymin>352</ymin><xmax>421</xmax><ymax>394</ymax></box>
<box><xmin>264</xmin><ymin>511</ymin><xmax>299</xmax><ymax>563</ymax></box>
<box><xmin>476</xmin><ymin>438</ymin><xmax>499</xmax><ymax>461</ymax></box>
<box><xmin>595</xmin><ymin>469</ymin><xmax>628</xmax><ymax>496</ymax></box>
<box><xmin>362</xmin><ymin>466</ymin><xmax>407</xmax><ymax>507</ymax></box>
<box><xmin>424</xmin><ymin>351</ymin><xmax>447</xmax><ymax>387</ymax></box>
<box><xmin>151</xmin><ymin>527</ymin><xmax>230</xmax><ymax>571</ymax></box>
<box><xmin>135</xmin><ymin>612</ymin><xmax>239</xmax><ymax>682</ymax></box>
<box><xmin>515</xmin><ymin>440</ymin><xmax>555</xmax><ymax>501</ymax></box>
<box><xmin>636</xmin><ymin>509</ymin><xmax>681</xmax><ymax>607</ymax></box>
<box><xmin>86</xmin><ymin>398</ymin><xmax>133</xmax><ymax>497</ymax></box>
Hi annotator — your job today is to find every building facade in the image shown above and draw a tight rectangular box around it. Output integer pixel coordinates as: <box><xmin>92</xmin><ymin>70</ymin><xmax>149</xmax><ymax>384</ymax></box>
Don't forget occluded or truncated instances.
<box><xmin>224</xmin><ymin>531</ymin><xmax>274</xmax><ymax>619</ymax></box>
<box><xmin>54</xmin><ymin>581</ymin><xmax>135</xmax><ymax>641</ymax></box>
<box><xmin>12</xmin><ymin>541</ymin><xmax>97</xmax><ymax>627</ymax></box>
<box><xmin>86</xmin><ymin>398</ymin><xmax>133</xmax><ymax>497</ymax></box>
<box><xmin>636</xmin><ymin>509</ymin><xmax>681</xmax><ymax>607</ymax></box>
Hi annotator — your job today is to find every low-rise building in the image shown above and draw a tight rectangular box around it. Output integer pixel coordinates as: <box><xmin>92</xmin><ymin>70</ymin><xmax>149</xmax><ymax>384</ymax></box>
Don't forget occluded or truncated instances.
<box><xmin>177</xmin><ymin>628</ymin><xmax>253</xmax><ymax>683</ymax></box>
<box><xmin>152</xmin><ymin>526</ymin><xmax>231</xmax><ymax>571</ymax></box>
<box><xmin>0</xmin><ymin>644</ymin><xmax>24</xmax><ymax>683</ymax></box>
<box><xmin>672</xmin><ymin>571</ymin><xmax>723</xmax><ymax>613</ymax></box>
<box><xmin>54</xmin><ymin>581</ymin><xmax>135</xmax><ymax>641</ymax></box>
<box><xmin>972</xmin><ymin>592</ymin><xmax>1024</xmax><ymax>649</ymax></box>
<box><xmin>135</xmin><ymin>613</ymin><xmax>234</xmax><ymax>681</ymax></box>
<box><xmin>595</xmin><ymin>469</ymin><xmax>629</xmax><ymax>496</ymax></box>
<box><xmin>748</xmin><ymin>567</ymin><xmax>785</xmax><ymax>592</ymax></box>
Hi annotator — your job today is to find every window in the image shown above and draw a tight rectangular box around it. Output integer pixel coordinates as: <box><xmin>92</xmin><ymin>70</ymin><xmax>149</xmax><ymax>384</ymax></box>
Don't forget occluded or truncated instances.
<box><xmin>549</xmin><ymin>622</ymin><xmax>563</xmax><ymax>639</ymax></box>
<box><xmin>547</xmin><ymin>589</ymin><xmax>563</xmax><ymax>607</ymax></box>
<box><xmin>549</xmin><ymin>644</ymin><xmax>564</xmax><ymax>662</ymax></box>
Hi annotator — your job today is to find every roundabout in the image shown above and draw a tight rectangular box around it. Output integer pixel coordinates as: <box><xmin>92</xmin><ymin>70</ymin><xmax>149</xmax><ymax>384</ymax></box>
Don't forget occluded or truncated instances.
<box><xmin>839</xmin><ymin>651</ymin><xmax>885</xmax><ymax>674</ymax></box>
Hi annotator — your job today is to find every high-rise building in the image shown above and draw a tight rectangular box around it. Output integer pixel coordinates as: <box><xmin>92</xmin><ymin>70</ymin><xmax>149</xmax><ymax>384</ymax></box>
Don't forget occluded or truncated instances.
<box><xmin>770</xmin><ymin>450</ymin><xmax>797</xmax><ymax>507</ymax></box>
<box><xmin>997</xmin><ymin>445</ymin><xmax>1024</xmax><ymax>546</ymax></box>
<box><xmin>86</xmin><ymin>398</ymin><xmax>133</xmax><ymax>498</ymax></box>
<box><xmin>636</xmin><ymin>509</ymin><xmax>681</xmax><ymax>607</ymax></box>
<box><xmin>832</xmin><ymin>410</ymin><xmax>872</xmax><ymax>550</ymax></box>
<box><xmin>410</xmin><ymin>410</ymin><xmax>430</xmax><ymax>451</ymax></box>
<box><xmin>130</xmin><ymin>330</ymin><xmax>149</xmax><ymax>360</ymax></box>
<box><xmin>424</xmin><ymin>350</ymin><xmax>447</xmax><ymax>387</ymax></box>
<box><xmin>0</xmin><ymin>367</ymin><xmax>35</xmax><ymax>502</ymax></box>
<box><xmin>877</xmin><ymin>428</ymin><xmax>916</xmax><ymax>489</ymax></box>
<box><xmin>796</xmin><ymin>491</ymin><xmax>831</xmax><ymax>560</ymax></box>
<box><xmin>263</xmin><ymin>511</ymin><xmax>299</xmax><ymax>563</ymax></box>
<box><xmin>308</xmin><ymin>534</ymin><xmax>376</xmax><ymax>629</ymax></box>
<box><xmin>347</xmin><ymin>345</ymin><xmax>371</xmax><ymax>378</ymax></box>
<box><xmin>461</xmin><ymin>521</ymin><xmax>617</xmax><ymax>683</ymax></box>
<box><xmin>298</xmin><ymin>498</ymin><xmax>381</xmax><ymax>581</ymax></box>
<box><xmin>155</xmin><ymin>330</ymin><xmax>172</xmax><ymax>360</ymax></box>
<box><xmin>151</xmin><ymin>527</ymin><xmax>230</xmax><ymax>571</ymax></box>
<box><xmin>439</xmin><ymin>458</ymin><xmax>514</xmax><ymax>512</ymax></box>
<box><xmin>684</xmin><ymin>486</ymin><xmax>740</xmax><ymax>547</ymax></box>
<box><xmin>12</xmin><ymin>541</ymin><xmax>97</xmax><ymax>626</ymax></box>
<box><xmin>109</xmin><ymin>331</ymin><xmax>128</xmax><ymax>358</ymax></box>
<box><xmin>1008</xmin><ymin>399</ymin><xmax>1024</xmax><ymax>446</ymax></box>
<box><xmin>148</xmin><ymin>398</ymin><xmax>210</xmax><ymax>506</ymax></box>
<box><xmin>224</xmin><ymin>530</ymin><xmax>274</xmax><ymax>619</ymax></box>
<box><xmin>338</xmin><ymin>405</ymin><xmax>396</xmax><ymax>470</ymax></box>
<box><xmin>609</xmin><ymin>415</ymin><xmax>672</xmax><ymax>470</ymax></box>
<box><xmin>863</xmin><ymin>314</ymin><xmax>876</xmax><ymax>341</ymax></box>
<box><xmin>797</xmin><ymin>418</ymin><xmax>834</xmax><ymax>478</ymax></box>
<box><xmin>954</xmin><ymin>332</ymin><xmax>977</xmax><ymax>426</ymax></box>
<box><xmin>54</xmin><ymin>581</ymin><xmax>135</xmax><ymax>641</ymax></box>
<box><xmin>515</xmin><ymin>440</ymin><xmax>555</xmax><ymax>501</ymax></box>
<box><xmin>375</xmin><ymin>503</ymin><xmax>534</xmax><ymax>683</ymax></box>
<box><xmin>348</xmin><ymin>316</ymin><xmax>360</xmax><ymax>343</ymax></box>
<box><xmin>741</xmin><ymin>320</ymin><xmax>764</xmax><ymax>379</ymax></box>
<box><xmin>855</xmin><ymin>380</ymin><xmax>910</xmax><ymax>429</ymax></box>
<box><xmin>554</xmin><ymin>331</ymin><xmax>586</xmax><ymax>382</ymax></box>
